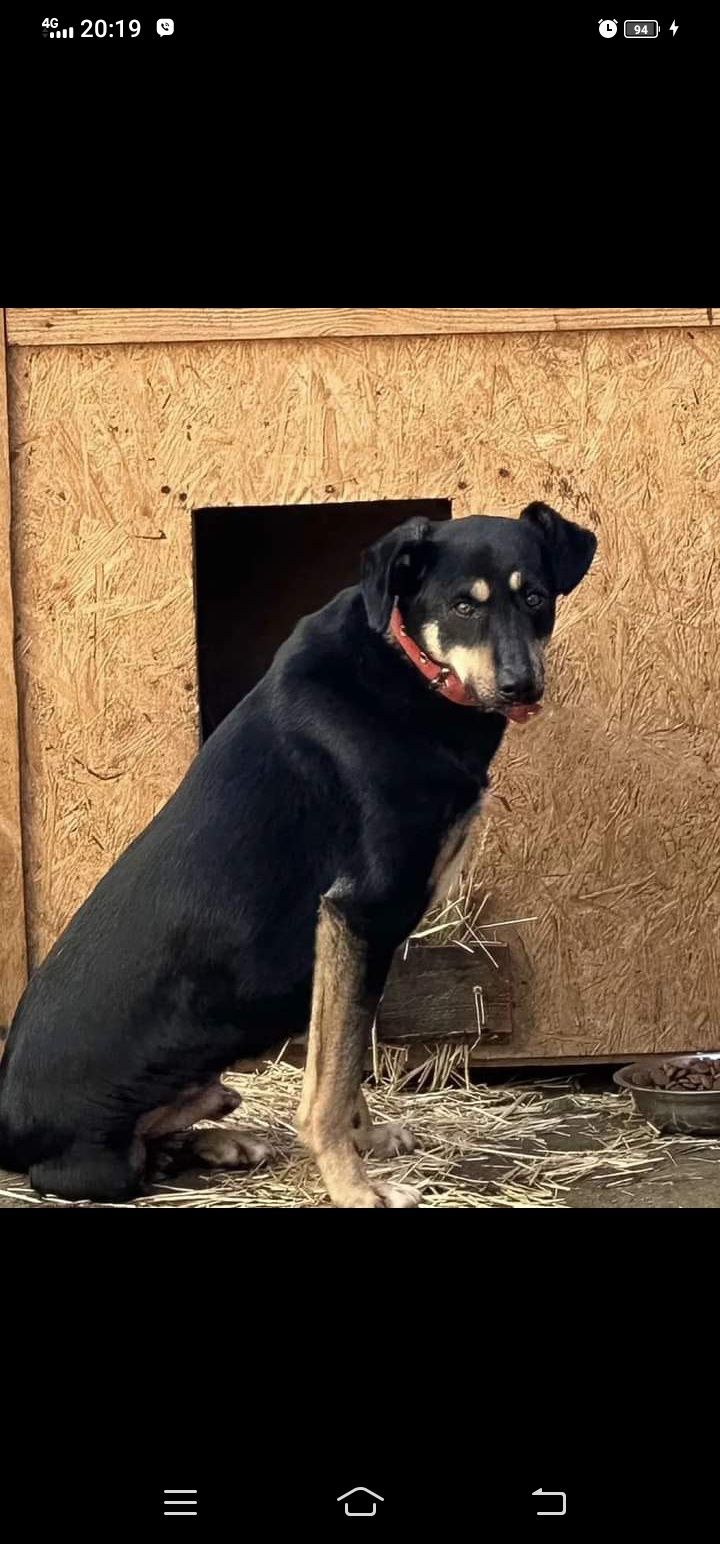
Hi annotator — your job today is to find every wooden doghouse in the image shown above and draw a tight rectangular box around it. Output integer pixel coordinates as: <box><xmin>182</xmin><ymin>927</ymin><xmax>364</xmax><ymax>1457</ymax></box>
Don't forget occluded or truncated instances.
<box><xmin>1</xmin><ymin>308</ymin><xmax>719</xmax><ymax>1062</ymax></box>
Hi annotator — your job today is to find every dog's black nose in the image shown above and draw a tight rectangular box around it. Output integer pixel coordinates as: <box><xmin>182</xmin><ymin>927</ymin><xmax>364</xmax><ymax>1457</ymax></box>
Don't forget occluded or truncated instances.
<box><xmin>497</xmin><ymin>670</ymin><xmax>538</xmax><ymax>703</ymax></box>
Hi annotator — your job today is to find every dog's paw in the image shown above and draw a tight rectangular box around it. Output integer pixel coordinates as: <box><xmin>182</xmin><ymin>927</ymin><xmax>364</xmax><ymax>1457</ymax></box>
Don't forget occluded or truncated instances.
<box><xmin>233</xmin><ymin>1134</ymin><xmax>272</xmax><ymax>1167</ymax></box>
<box><xmin>368</xmin><ymin>1180</ymin><xmax>421</xmax><ymax>1208</ymax></box>
<box><xmin>337</xmin><ymin>1178</ymin><xmax>421</xmax><ymax>1209</ymax></box>
<box><xmin>193</xmin><ymin>1129</ymin><xmax>272</xmax><ymax>1169</ymax></box>
<box><xmin>358</xmin><ymin>1120</ymin><xmax>415</xmax><ymax>1157</ymax></box>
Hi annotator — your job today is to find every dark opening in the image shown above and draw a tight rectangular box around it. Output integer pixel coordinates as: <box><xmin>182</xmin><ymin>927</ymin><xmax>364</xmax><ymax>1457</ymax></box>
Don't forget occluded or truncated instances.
<box><xmin>192</xmin><ymin>499</ymin><xmax>451</xmax><ymax>740</ymax></box>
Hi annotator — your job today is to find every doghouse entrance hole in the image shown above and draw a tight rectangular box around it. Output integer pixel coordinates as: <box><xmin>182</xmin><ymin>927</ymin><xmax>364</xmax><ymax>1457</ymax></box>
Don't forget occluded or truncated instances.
<box><xmin>192</xmin><ymin>499</ymin><xmax>451</xmax><ymax>740</ymax></box>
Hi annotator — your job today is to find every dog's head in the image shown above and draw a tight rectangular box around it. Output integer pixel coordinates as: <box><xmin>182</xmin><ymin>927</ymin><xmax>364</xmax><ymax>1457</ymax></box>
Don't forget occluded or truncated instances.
<box><xmin>361</xmin><ymin>504</ymin><xmax>597</xmax><ymax>715</ymax></box>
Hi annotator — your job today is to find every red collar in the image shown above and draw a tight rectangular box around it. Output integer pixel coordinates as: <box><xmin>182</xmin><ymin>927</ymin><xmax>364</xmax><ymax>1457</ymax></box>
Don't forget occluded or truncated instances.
<box><xmin>389</xmin><ymin>605</ymin><xmax>477</xmax><ymax>707</ymax></box>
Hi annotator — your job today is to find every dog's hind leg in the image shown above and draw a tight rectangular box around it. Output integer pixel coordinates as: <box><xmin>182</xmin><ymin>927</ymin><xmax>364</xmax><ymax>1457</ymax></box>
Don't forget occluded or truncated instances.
<box><xmin>30</xmin><ymin>1141</ymin><xmax>145</xmax><ymax>1202</ymax></box>
<box><xmin>147</xmin><ymin>1125</ymin><xmax>272</xmax><ymax>1180</ymax></box>
<box><xmin>141</xmin><ymin>1077</ymin><xmax>272</xmax><ymax>1180</ymax></box>
<box><xmin>137</xmin><ymin>1079</ymin><xmax>242</xmax><ymax>1141</ymax></box>
<box><xmin>296</xmin><ymin>895</ymin><xmax>420</xmax><ymax>1209</ymax></box>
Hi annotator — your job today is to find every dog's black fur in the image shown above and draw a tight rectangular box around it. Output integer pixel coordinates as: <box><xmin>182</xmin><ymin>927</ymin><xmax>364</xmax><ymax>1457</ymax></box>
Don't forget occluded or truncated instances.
<box><xmin>0</xmin><ymin>504</ymin><xmax>596</xmax><ymax>1202</ymax></box>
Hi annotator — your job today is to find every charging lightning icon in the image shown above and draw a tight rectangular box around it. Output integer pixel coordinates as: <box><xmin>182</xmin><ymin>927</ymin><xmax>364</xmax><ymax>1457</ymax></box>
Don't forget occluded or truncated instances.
<box><xmin>670</xmin><ymin>19</ymin><xmax>678</xmax><ymax>34</ymax></box>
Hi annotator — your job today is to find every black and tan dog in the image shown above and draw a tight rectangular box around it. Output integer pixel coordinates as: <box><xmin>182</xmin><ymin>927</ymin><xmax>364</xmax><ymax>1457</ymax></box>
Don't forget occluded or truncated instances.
<box><xmin>0</xmin><ymin>503</ymin><xmax>596</xmax><ymax>1206</ymax></box>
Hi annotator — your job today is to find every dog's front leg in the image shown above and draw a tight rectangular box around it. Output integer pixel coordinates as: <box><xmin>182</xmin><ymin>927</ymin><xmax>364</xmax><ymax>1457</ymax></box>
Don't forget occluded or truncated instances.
<box><xmin>296</xmin><ymin>896</ymin><xmax>420</xmax><ymax>1209</ymax></box>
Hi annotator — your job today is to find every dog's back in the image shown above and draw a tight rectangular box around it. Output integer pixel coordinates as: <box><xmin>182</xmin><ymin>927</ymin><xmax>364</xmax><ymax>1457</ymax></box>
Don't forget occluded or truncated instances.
<box><xmin>0</xmin><ymin>616</ymin><xmax>344</xmax><ymax>1173</ymax></box>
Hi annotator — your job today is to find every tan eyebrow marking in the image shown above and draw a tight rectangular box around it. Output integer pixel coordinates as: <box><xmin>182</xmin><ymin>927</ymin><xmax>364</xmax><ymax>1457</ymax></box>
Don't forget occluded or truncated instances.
<box><xmin>471</xmin><ymin>579</ymin><xmax>491</xmax><ymax>602</ymax></box>
<box><xmin>509</xmin><ymin>570</ymin><xmax>523</xmax><ymax>592</ymax></box>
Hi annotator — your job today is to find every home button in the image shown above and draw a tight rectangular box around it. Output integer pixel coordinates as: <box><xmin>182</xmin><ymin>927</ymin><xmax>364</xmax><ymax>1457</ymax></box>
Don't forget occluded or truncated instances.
<box><xmin>337</xmin><ymin>1488</ymin><xmax>385</xmax><ymax>1518</ymax></box>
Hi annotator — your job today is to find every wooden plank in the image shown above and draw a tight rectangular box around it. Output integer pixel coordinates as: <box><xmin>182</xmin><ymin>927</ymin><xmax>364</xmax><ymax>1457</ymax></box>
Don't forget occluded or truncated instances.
<box><xmin>0</xmin><ymin>313</ymin><xmax>28</xmax><ymax>1026</ymax></box>
<box><xmin>5</xmin><ymin>308</ymin><xmax>716</xmax><ymax>347</ymax></box>
<box><xmin>378</xmin><ymin>944</ymin><xmax>512</xmax><ymax>1043</ymax></box>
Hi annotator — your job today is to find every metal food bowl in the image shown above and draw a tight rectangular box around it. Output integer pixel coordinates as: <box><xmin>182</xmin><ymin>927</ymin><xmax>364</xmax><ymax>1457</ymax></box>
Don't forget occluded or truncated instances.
<box><xmin>614</xmin><ymin>1054</ymin><xmax>720</xmax><ymax>1136</ymax></box>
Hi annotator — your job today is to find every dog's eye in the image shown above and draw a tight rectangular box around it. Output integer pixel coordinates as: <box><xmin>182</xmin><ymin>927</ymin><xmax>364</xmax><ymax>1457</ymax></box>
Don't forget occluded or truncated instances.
<box><xmin>525</xmin><ymin>591</ymin><xmax>545</xmax><ymax>610</ymax></box>
<box><xmin>452</xmin><ymin>600</ymin><xmax>475</xmax><ymax>617</ymax></box>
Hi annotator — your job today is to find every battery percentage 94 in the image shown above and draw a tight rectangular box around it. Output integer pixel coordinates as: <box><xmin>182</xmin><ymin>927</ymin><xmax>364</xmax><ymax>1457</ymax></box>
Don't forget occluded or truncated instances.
<box><xmin>624</xmin><ymin>20</ymin><xmax>660</xmax><ymax>37</ymax></box>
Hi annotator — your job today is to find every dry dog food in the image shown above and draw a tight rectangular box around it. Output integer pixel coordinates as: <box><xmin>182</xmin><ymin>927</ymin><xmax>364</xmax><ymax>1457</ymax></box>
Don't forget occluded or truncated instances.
<box><xmin>631</xmin><ymin>1058</ymin><xmax>720</xmax><ymax>1092</ymax></box>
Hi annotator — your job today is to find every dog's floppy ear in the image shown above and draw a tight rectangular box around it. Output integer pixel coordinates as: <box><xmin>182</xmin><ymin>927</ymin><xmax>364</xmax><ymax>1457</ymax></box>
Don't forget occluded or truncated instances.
<box><xmin>520</xmin><ymin>502</ymin><xmax>597</xmax><ymax>596</ymax></box>
<box><xmin>361</xmin><ymin>517</ymin><xmax>437</xmax><ymax>631</ymax></box>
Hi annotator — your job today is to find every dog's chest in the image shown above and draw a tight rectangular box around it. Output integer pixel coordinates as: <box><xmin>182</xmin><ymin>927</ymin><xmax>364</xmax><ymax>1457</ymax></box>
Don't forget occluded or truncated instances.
<box><xmin>427</xmin><ymin>802</ymin><xmax>483</xmax><ymax>909</ymax></box>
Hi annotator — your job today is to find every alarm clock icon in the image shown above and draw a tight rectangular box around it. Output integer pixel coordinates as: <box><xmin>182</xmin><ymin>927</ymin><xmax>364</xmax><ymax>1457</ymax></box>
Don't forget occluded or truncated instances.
<box><xmin>598</xmin><ymin>18</ymin><xmax>618</xmax><ymax>35</ymax></box>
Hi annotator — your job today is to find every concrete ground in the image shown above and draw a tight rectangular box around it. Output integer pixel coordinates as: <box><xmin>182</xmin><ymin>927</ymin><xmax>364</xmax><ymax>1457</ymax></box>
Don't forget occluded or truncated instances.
<box><xmin>455</xmin><ymin>1083</ymin><xmax>720</xmax><ymax>1209</ymax></box>
<box><xmin>484</xmin><ymin>1068</ymin><xmax>720</xmax><ymax>1208</ymax></box>
<box><xmin>569</xmin><ymin>1157</ymin><xmax>720</xmax><ymax>1208</ymax></box>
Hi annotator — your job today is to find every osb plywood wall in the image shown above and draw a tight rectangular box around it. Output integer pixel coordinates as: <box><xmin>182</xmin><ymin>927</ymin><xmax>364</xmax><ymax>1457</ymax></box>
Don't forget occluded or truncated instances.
<box><xmin>6</xmin><ymin>325</ymin><xmax>720</xmax><ymax>1056</ymax></box>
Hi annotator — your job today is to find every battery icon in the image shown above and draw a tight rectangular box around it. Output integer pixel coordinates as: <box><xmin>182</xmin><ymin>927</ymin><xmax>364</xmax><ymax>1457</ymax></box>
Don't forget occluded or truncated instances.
<box><xmin>624</xmin><ymin>19</ymin><xmax>659</xmax><ymax>36</ymax></box>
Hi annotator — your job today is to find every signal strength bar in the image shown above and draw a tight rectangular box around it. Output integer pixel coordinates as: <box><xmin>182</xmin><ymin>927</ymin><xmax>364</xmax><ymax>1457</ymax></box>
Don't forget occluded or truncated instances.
<box><xmin>164</xmin><ymin>1490</ymin><xmax>198</xmax><ymax>1518</ymax></box>
<box><xmin>49</xmin><ymin>26</ymin><xmax>74</xmax><ymax>37</ymax></box>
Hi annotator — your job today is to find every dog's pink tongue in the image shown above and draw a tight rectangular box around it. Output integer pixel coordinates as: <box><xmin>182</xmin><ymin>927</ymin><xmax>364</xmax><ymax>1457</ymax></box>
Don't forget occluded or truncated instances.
<box><xmin>504</xmin><ymin>704</ymin><xmax>542</xmax><ymax>725</ymax></box>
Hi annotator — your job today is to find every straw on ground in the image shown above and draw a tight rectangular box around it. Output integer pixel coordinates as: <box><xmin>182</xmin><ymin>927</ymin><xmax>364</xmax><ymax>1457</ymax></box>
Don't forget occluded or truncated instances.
<box><xmin>3</xmin><ymin>1060</ymin><xmax>717</xmax><ymax>1208</ymax></box>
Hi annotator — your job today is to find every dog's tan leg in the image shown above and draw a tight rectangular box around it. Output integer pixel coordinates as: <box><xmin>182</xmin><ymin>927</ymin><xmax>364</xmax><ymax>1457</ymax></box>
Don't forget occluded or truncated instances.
<box><xmin>137</xmin><ymin>1080</ymin><xmax>243</xmax><ymax>1140</ymax></box>
<box><xmin>296</xmin><ymin>896</ymin><xmax>420</xmax><ymax>1209</ymax></box>
<box><xmin>353</xmin><ymin>1089</ymin><xmax>415</xmax><ymax>1157</ymax></box>
<box><xmin>140</xmin><ymin>1081</ymin><xmax>272</xmax><ymax>1180</ymax></box>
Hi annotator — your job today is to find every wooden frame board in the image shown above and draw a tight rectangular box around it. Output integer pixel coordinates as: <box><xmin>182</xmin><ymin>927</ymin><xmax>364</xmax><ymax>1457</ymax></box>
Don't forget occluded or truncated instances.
<box><xmin>0</xmin><ymin>312</ymin><xmax>28</xmax><ymax>1023</ymax></box>
<box><xmin>6</xmin><ymin>307</ymin><xmax>716</xmax><ymax>347</ymax></box>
